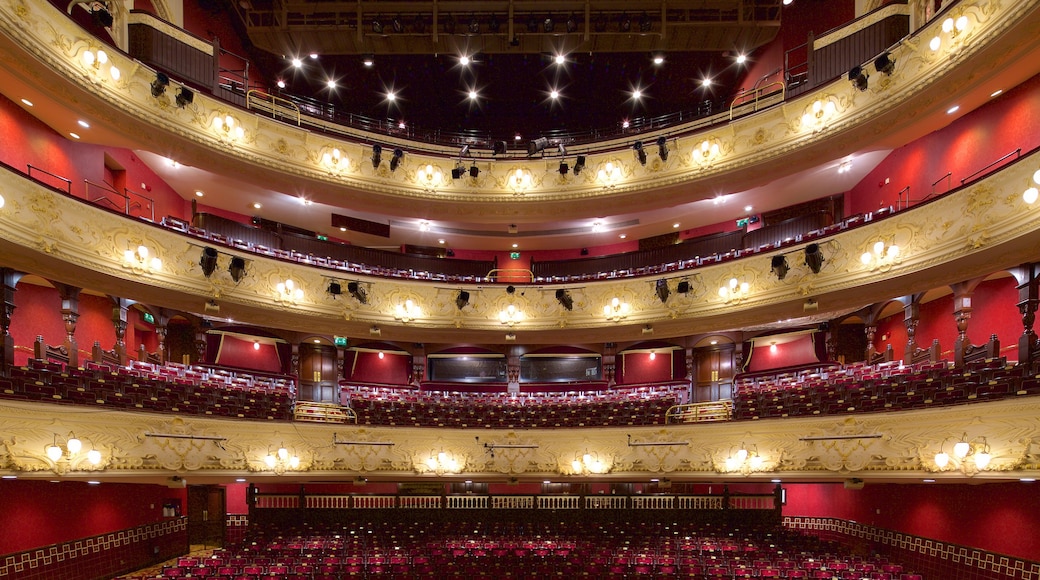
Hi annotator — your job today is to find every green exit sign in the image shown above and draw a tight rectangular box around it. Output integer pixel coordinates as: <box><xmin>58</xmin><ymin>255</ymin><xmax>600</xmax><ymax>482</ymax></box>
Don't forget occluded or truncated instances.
<box><xmin>510</xmin><ymin>252</ymin><xmax>520</xmax><ymax>260</ymax></box>
<box><xmin>317</xmin><ymin>234</ymin><xmax>328</xmax><ymax>241</ymax></box>
<box><xmin>142</xmin><ymin>312</ymin><xmax>155</xmax><ymax>324</ymax></box>
<box><xmin>334</xmin><ymin>336</ymin><xmax>348</xmax><ymax>347</ymax></box>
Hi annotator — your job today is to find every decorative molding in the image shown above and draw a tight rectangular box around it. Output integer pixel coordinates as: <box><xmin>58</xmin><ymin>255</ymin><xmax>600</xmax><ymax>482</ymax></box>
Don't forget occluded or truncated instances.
<box><xmin>1</xmin><ymin>394</ymin><xmax>1039</xmax><ymax>481</ymax></box>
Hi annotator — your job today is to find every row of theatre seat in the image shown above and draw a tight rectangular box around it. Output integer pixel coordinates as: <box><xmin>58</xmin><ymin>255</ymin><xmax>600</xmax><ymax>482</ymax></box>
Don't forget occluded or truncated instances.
<box><xmin>0</xmin><ymin>359</ymin><xmax>294</xmax><ymax>421</ymax></box>
<box><xmin>134</xmin><ymin>520</ymin><xmax>917</xmax><ymax>580</ymax></box>
<box><xmin>732</xmin><ymin>357</ymin><xmax>1040</xmax><ymax>420</ymax></box>
<box><xmin>344</xmin><ymin>384</ymin><xmax>687</xmax><ymax>428</ymax></box>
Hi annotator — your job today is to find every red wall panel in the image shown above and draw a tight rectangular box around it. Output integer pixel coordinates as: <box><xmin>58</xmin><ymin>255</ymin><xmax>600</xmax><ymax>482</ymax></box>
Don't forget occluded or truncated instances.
<box><xmin>618</xmin><ymin>351</ymin><xmax>674</xmax><ymax>383</ymax></box>
<box><xmin>345</xmin><ymin>350</ymin><xmax>411</xmax><ymax>385</ymax></box>
<box><xmin>0</xmin><ymin>480</ymin><xmax>182</xmax><ymax>555</ymax></box>
<box><xmin>784</xmin><ymin>481</ymin><xmax>1040</xmax><ymax>561</ymax></box>
<box><xmin>214</xmin><ymin>334</ymin><xmax>283</xmax><ymax>373</ymax></box>
<box><xmin>746</xmin><ymin>334</ymin><xmax>820</xmax><ymax>372</ymax></box>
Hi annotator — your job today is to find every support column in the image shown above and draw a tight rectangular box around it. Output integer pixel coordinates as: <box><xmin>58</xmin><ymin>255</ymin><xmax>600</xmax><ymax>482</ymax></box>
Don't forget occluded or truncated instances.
<box><xmin>506</xmin><ymin>346</ymin><xmax>520</xmax><ymax>393</ymax></box>
<box><xmin>55</xmin><ymin>284</ymin><xmax>81</xmax><ymax>368</ymax></box>
<box><xmin>0</xmin><ymin>269</ymin><xmax>21</xmax><ymax>373</ymax></box>
<box><xmin>194</xmin><ymin>329</ymin><xmax>208</xmax><ymax>365</ymax></box>
<box><xmin>154</xmin><ymin>308</ymin><xmax>171</xmax><ymax>365</ymax></box>
<box><xmin>865</xmin><ymin>324</ymin><xmax>877</xmax><ymax>363</ymax></box>
<box><xmin>603</xmin><ymin>342</ymin><xmax>617</xmax><ymax>387</ymax></box>
<box><xmin>111</xmin><ymin>298</ymin><xmax>130</xmax><ymax>366</ymax></box>
<box><xmin>1015</xmin><ymin>264</ymin><xmax>1040</xmax><ymax>364</ymax></box>
<box><xmin>902</xmin><ymin>300</ymin><xmax>920</xmax><ymax>365</ymax></box>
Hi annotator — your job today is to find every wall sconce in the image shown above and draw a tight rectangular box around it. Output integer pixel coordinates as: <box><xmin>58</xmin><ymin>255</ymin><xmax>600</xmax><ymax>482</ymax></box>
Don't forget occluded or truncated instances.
<box><xmin>275</xmin><ymin>278</ymin><xmax>303</xmax><ymax>302</ymax></box>
<box><xmin>1023</xmin><ymin>169</ymin><xmax>1040</xmax><ymax>204</ymax></box>
<box><xmin>603</xmin><ymin>297</ymin><xmax>631</xmax><ymax>322</ymax></box>
<box><xmin>321</xmin><ymin>147</ymin><xmax>348</xmax><ymax>174</ymax></box>
<box><xmin>422</xmin><ymin>451</ymin><xmax>463</xmax><ymax>474</ymax></box>
<box><xmin>499</xmin><ymin>304</ymin><xmax>523</xmax><ymax>326</ymax></box>
<box><xmin>46</xmin><ymin>432</ymin><xmax>102</xmax><ymax>467</ymax></box>
<box><xmin>124</xmin><ymin>244</ymin><xmax>161</xmax><ymax>271</ymax></box>
<box><xmin>394</xmin><ymin>299</ymin><xmax>421</xmax><ymax>322</ymax></box>
<box><xmin>510</xmin><ymin>168</ymin><xmax>533</xmax><ymax>192</ymax></box>
<box><xmin>800</xmin><ymin>98</ymin><xmax>837</xmax><ymax>132</ymax></box>
<box><xmin>213</xmin><ymin>114</ymin><xmax>244</xmax><ymax>141</ymax></box>
<box><xmin>597</xmin><ymin>161</ymin><xmax>622</xmax><ymax>186</ymax></box>
<box><xmin>934</xmin><ymin>434</ymin><xmax>992</xmax><ymax>471</ymax></box>
<box><xmin>570</xmin><ymin>451</ymin><xmax>611</xmax><ymax>475</ymax></box>
<box><xmin>420</xmin><ymin>164</ymin><xmax>443</xmax><ymax>189</ymax></box>
<box><xmin>929</xmin><ymin>14</ymin><xmax>970</xmax><ymax>52</ymax></box>
<box><xmin>860</xmin><ymin>240</ymin><xmax>900</xmax><ymax>270</ymax></box>
<box><xmin>719</xmin><ymin>278</ymin><xmax>750</xmax><ymax>303</ymax></box>
<box><xmin>722</xmin><ymin>443</ymin><xmax>764</xmax><ymax>474</ymax></box>
<box><xmin>263</xmin><ymin>444</ymin><xmax>301</xmax><ymax>473</ymax></box>
<box><xmin>82</xmin><ymin>48</ymin><xmax>120</xmax><ymax>81</ymax></box>
<box><xmin>694</xmin><ymin>138</ymin><xmax>721</xmax><ymax>166</ymax></box>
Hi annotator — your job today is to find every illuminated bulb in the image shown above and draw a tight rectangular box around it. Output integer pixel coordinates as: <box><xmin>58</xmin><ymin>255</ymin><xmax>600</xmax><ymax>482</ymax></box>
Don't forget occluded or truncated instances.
<box><xmin>572</xmin><ymin>460</ymin><xmax>582</xmax><ymax>472</ymax></box>
<box><xmin>953</xmin><ymin>440</ymin><xmax>970</xmax><ymax>459</ymax></box>
<box><xmin>378</xmin><ymin>351</ymin><xmax>384</xmax><ymax>359</ymax></box>
<box><xmin>942</xmin><ymin>18</ymin><xmax>954</xmax><ymax>33</ymax></box>
<box><xmin>719</xmin><ymin>286</ymin><xmax>728</xmax><ymax>298</ymax></box>
<box><xmin>87</xmin><ymin>449</ymin><xmax>102</xmax><ymax>465</ymax></box>
<box><xmin>955</xmin><ymin>15</ymin><xmax>968</xmax><ymax>31</ymax></box>
<box><xmin>749</xmin><ymin>455</ymin><xmax>764</xmax><ymax>469</ymax></box>
<box><xmin>46</xmin><ymin>445</ymin><xmax>63</xmax><ymax>461</ymax></box>
<box><xmin>740</xmin><ymin>282</ymin><xmax>749</xmax><ymax>293</ymax></box>
<box><xmin>66</xmin><ymin>437</ymin><xmax>82</xmax><ymax>454</ymax></box>
<box><xmin>887</xmin><ymin>245</ymin><xmax>899</xmax><ymax>258</ymax></box>
<box><xmin>289</xmin><ymin>456</ymin><xmax>300</xmax><ymax>469</ymax></box>
<box><xmin>874</xmin><ymin>241</ymin><xmax>886</xmax><ymax>256</ymax></box>
<box><xmin>812</xmin><ymin>100</ymin><xmax>822</xmax><ymax>114</ymax></box>
<box><xmin>974</xmin><ymin>452</ymin><xmax>991</xmax><ymax>470</ymax></box>
<box><xmin>860</xmin><ymin>252</ymin><xmax>873</xmax><ymax>265</ymax></box>
<box><xmin>770</xmin><ymin>343</ymin><xmax>778</xmax><ymax>353</ymax></box>
<box><xmin>278</xmin><ymin>447</ymin><xmax>289</xmax><ymax>460</ymax></box>
<box><xmin>427</xmin><ymin>457</ymin><xmax>438</xmax><ymax>469</ymax></box>
<box><xmin>934</xmin><ymin>452</ymin><xmax>949</xmax><ymax>468</ymax></box>
<box><xmin>735</xmin><ymin>448</ymin><xmax>749</xmax><ymax>462</ymax></box>
<box><xmin>459</xmin><ymin>55</ymin><xmax>470</xmax><ymax>66</ymax></box>
<box><xmin>125</xmin><ymin>249</ymin><xmax>136</xmax><ymax>262</ymax></box>
<box><xmin>150</xmin><ymin>257</ymin><xmax>162</xmax><ymax>270</ymax></box>
<box><xmin>264</xmin><ymin>455</ymin><xmax>277</xmax><ymax>468</ymax></box>
<box><xmin>649</xmin><ymin>352</ymin><xmax>656</xmax><ymax>361</ymax></box>
<box><xmin>1033</xmin><ymin>169</ymin><xmax>1040</xmax><ymax>185</ymax></box>
<box><xmin>1025</xmin><ymin>187</ymin><xmax>1039</xmax><ymax>204</ymax></box>
<box><xmin>438</xmin><ymin>452</ymin><xmax>448</xmax><ymax>463</ymax></box>
<box><xmin>253</xmin><ymin>341</ymin><xmax>260</xmax><ymax>351</ymax></box>
<box><xmin>83</xmin><ymin>51</ymin><xmax>96</xmax><ymax>66</ymax></box>
<box><xmin>725</xmin><ymin>457</ymin><xmax>739</xmax><ymax>471</ymax></box>
<box><xmin>929</xmin><ymin>36</ymin><xmax>941</xmax><ymax>51</ymax></box>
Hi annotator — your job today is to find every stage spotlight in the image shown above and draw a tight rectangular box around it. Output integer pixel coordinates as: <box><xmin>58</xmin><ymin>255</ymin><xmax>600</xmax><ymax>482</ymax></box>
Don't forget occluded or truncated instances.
<box><xmin>557</xmin><ymin>143</ymin><xmax>567</xmax><ymax>156</ymax></box>
<box><xmin>655</xmin><ymin>279</ymin><xmax>670</xmax><ymax>303</ymax></box>
<box><xmin>805</xmin><ymin>243</ymin><xmax>825</xmax><ymax>274</ymax></box>
<box><xmin>619</xmin><ymin>13</ymin><xmax>632</xmax><ymax>32</ymax></box>
<box><xmin>848</xmin><ymin>66</ymin><xmax>869</xmax><ymax>91</ymax></box>
<box><xmin>573</xmin><ymin>155</ymin><xmax>586</xmax><ymax>175</ymax></box>
<box><xmin>372</xmin><ymin>17</ymin><xmax>384</xmax><ymax>34</ymax></box>
<box><xmin>528</xmin><ymin>137</ymin><xmax>549</xmax><ymax>156</ymax></box>
<box><xmin>469</xmin><ymin>164</ymin><xmax>480</xmax><ymax>178</ymax></box>
<box><xmin>633</xmin><ymin>141</ymin><xmax>647</xmax><ymax>165</ymax></box>
<box><xmin>228</xmin><ymin>256</ymin><xmax>247</xmax><ymax>282</ymax></box>
<box><xmin>639</xmin><ymin>12</ymin><xmax>652</xmax><ymax>32</ymax></box>
<box><xmin>347</xmin><ymin>281</ymin><xmax>368</xmax><ymax>304</ymax></box>
<box><xmin>771</xmin><ymin>255</ymin><xmax>790</xmax><ymax>280</ymax></box>
<box><xmin>451</xmin><ymin>165</ymin><xmax>465</xmax><ymax>180</ymax></box>
<box><xmin>371</xmin><ymin>144</ymin><xmax>382</xmax><ymax>168</ymax></box>
<box><xmin>555</xmin><ymin>289</ymin><xmax>574</xmax><ymax>311</ymax></box>
<box><xmin>392</xmin><ymin>16</ymin><xmax>404</xmax><ymax>33</ymax></box>
<box><xmin>493</xmin><ymin>141</ymin><xmax>508</xmax><ymax>156</ymax></box>
<box><xmin>677</xmin><ymin>280</ymin><xmax>691</xmax><ymax>294</ymax></box>
<box><xmin>656</xmin><ymin>136</ymin><xmax>669</xmax><ymax>161</ymax></box>
<box><xmin>456</xmin><ymin>290</ymin><xmax>470</xmax><ymax>310</ymax></box>
<box><xmin>559</xmin><ymin>161</ymin><xmax>569</xmax><ymax>175</ymax></box>
<box><xmin>175</xmin><ymin>87</ymin><xmax>194</xmax><ymax>108</ymax></box>
<box><xmin>150</xmin><ymin>73</ymin><xmax>169</xmax><ymax>97</ymax></box>
<box><xmin>390</xmin><ymin>148</ymin><xmax>404</xmax><ymax>171</ymax></box>
<box><xmin>543</xmin><ymin>15</ymin><xmax>555</xmax><ymax>32</ymax></box>
<box><xmin>199</xmin><ymin>247</ymin><xmax>218</xmax><ymax>277</ymax></box>
<box><xmin>328</xmin><ymin>281</ymin><xmax>342</xmax><ymax>296</ymax></box>
<box><xmin>874</xmin><ymin>52</ymin><xmax>895</xmax><ymax>76</ymax></box>
<box><xmin>566</xmin><ymin>14</ymin><xmax>577</xmax><ymax>33</ymax></box>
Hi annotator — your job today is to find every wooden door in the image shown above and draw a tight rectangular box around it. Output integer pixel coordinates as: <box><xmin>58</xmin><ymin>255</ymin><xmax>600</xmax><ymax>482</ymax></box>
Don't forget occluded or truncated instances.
<box><xmin>187</xmin><ymin>485</ymin><xmax>225</xmax><ymax>548</ymax></box>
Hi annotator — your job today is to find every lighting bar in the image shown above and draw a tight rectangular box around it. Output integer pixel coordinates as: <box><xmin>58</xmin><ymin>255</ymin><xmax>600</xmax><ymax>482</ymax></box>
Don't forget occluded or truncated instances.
<box><xmin>627</xmin><ymin>434</ymin><xmax>689</xmax><ymax>447</ymax></box>
<box><xmin>144</xmin><ymin>433</ymin><xmax>227</xmax><ymax>442</ymax></box>
<box><xmin>798</xmin><ymin>434</ymin><xmax>883</xmax><ymax>441</ymax></box>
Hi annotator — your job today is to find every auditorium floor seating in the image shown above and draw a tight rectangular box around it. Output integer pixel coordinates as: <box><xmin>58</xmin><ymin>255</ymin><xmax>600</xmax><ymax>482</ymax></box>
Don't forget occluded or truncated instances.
<box><xmin>122</xmin><ymin>519</ymin><xmax>920</xmax><ymax>580</ymax></box>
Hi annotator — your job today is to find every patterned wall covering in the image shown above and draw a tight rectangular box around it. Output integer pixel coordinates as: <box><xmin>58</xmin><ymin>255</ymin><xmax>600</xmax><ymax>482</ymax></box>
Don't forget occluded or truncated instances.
<box><xmin>785</xmin><ymin>517</ymin><xmax>1040</xmax><ymax>580</ymax></box>
<box><xmin>0</xmin><ymin>517</ymin><xmax>187</xmax><ymax>580</ymax></box>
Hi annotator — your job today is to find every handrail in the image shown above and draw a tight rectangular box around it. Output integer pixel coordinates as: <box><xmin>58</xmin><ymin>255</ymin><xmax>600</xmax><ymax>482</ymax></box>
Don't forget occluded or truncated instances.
<box><xmin>729</xmin><ymin>82</ymin><xmax>785</xmax><ymax>120</ymax></box>
<box><xmin>665</xmin><ymin>401</ymin><xmax>733</xmax><ymax>424</ymax></box>
<box><xmin>124</xmin><ymin>187</ymin><xmax>156</xmax><ymax>222</ymax></box>
<box><xmin>484</xmin><ymin>268</ymin><xmax>535</xmax><ymax>282</ymax></box>
<box><xmin>247</xmin><ymin>90</ymin><xmax>302</xmax><ymax>126</ymax></box>
<box><xmin>26</xmin><ymin>164</ymin><xmax>71</xmax><ymax>194</ymax></box>
<box><xmin>894</xmin><ymin>185</ymin><xmax>911</xmax><ymax>210</ymax></box>
<box><xmin>82</xmin><ymin>180</ymin><xmax>155</xmax><ymax>221</ymax></box>
<box><xmin>931</xmin><ymin>172</ymin><xmax>952</xmax><ymax>195</ymax></box>
<box><xmin>961</xmin><ymin>148</ymin><xmax>1022</xmax><ymax>185</ymax></box>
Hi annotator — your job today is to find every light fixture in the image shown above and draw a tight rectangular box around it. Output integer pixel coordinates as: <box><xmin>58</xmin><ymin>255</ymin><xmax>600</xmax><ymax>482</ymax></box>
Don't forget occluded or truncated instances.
<box><xmin>801</xmin><ymin>98</ymin><xmax>837</xmax><ymax>131</ymax></box>
<box><xmin>456</xmin><ymin>291</ymin><xmax>470</xmax><ymax>310</ymax></box>
<box><xmin>150</xmin><ymin>72</ymin><xmax>169</xmax><ymax>97</ymax></box>
<box><xmin>604</xmin><ymin>297</ymin><xmax>631</xmax><ymax>322</ymax></box>
<box><xmin>124</xmin><ymin>244</ymin><xmax>162</xmax><ymax>271</ymax></box>
<box><xmin>676</xmin><ymin>280</ymin><xmax>691</xmax><ymax>294</ymax></box>
<box><xmin>82</xmin><ymin>48</ymin><xmax>120</xmax><ymax>81</ymax></box>
<box><xmin>347</xmin><ymin>282</ymin><xmax>368</xmax><ymax>304</ymax></box>
<box><xmin>469</xmin><ymin>164</ymin><xmax>480</xmax><ymax>178</ymax></box>
<box><xmin>371</xmin><ymin>144</ymin><xmax>382</xmax><ymax>168</ymax></box>
<box><xmin>492</xmin><ymin>141</ymin><xmax>508</xmax><ymax>156</ymax></box>
<box><xmin>262</xmin><ymin>444</ymin><xmax>301</xmax><ymax>474</ymax></box>
<box><xmin>597</xmin><ymin>161</ymin><xmax>622</xmax><ymax>185</ymax></box>
<box><xmin>569</xmin><ymin>450</ymin><xmax>611</xmax><ymax>475</ymax></box>
<box><xmin>276</xmin><ymin>278</ymin><xmax>303</xmax><ymax>302</ymax></box>
<box><xmin>719</xmin><ymin>278</ymin><xmax>750</xmax><ymax>303</ymax></box>
<box><xmin>213</xmin><ymin>114</ymin><xmax>244</xmax><ymax>141</ymax></box>
<box><xmin>1024</xmin><ymin>170</ymin><xmax>1040</xmax><ymax>203</ymax></box>
<box><xmin>656</xmin><ymin>136</ymin><xmax>669</xmax><ymax>161</ymax></box>
<box><xmin>558</xmin><ymin>161</ymin><xmax>569</xmax><ymax>175</ymax></box>
<box><xmin>421</xmin><ymin>164</ymin><xmax>443</xmax><ymax>188</ymax></box>
<box><xmin>499</xmin><ymin>304</ymin><xmax>523</xmax><ymax>326</ymax></box>
<box><xmin>555</xmin><ymin>289</ymin><xmax>574</xmax><ymax>311</ymax></box>
<box><xmin>422</xmin><ymin>450</ymin><xmax>464</xmax><ymax>475</ymax></box>
<box><xmin>874</xmin><ymin>52</ymin><xmax>895</xmax><ymax>75</ymax></box>
<box><xmin>510</xmin><ymin>168</ymin><xmax>532</xmax><ymax>192</ymax></box>
<box><xmin>770</xmin><ymin>255</ymin><xmax>790</xmax><ymax>280</ymax></box>
<box><xmin>804</xmin><ymin>243</ymin><xmax>824</xmax><ymax>274</ymax></box>
<box><xmin>20</xmin><ymin>98</ymin><xmax>32</xmax><ymax>107</ymax></box>
<box><xmin>321</xmin><ymin>147</ymin><xmax>348</xmax><ymax>174</ymax></box>
<box><xmin>769</xmin><ymin>342</ymin><xmax>778</xmax><ymax>353</ymax></box>
<box><xmin>394</xmin><ymin>299</ymin><xmax>421</xmax><ymax>322</ymax></box>
<box><xmin>573</xmin><ymin>155</ymin><xmax>586</xmax><ymax>175</ymax></box>
<box><xmin>946</xmin><ymin>105</ymin><xmax>960</xmax><ymax>115</ymax></box>
<box><xmin>722</xmin><ymin>443</ymin><xmax>765</xmax><ymax>474</ymax></box>
<box><xmin>633</xmin><ymin>141</ymin><xmax>647</xmax><ymax>165</ymax></box>
<box><xmin>45</xmin><ymin>432</ymin><xmax>102</xmax><ymax>469</ymax></box>
<box><xmin>362</xmin><ymin>54</ymin><xmax>374</xmax><ymax>67</ymax></box>
<box><xmin>175</xmin><ymin>87</ymin><xmax>194</xmax><ymax>108</ymax></box>
<box><xmin>228</xmin><ymin>256</ymin><xmax>247</xmax><ymax>282</ymax></box>
<box><xmin>327</xmin><ymin>281</ymin><xmax>342</xmax><ymax>296</ymax></box>
<box><xmin>694</xmin><ymin>138</ymin><xmax>721</xmax><ymax>165</ymax></box>
<box><xmin>736</xmin><ymin>54</ymin><xmax>747</xmax><ymax>64</ymax></box>
<box><xmin>934</xmin><ymin>434</ymin><xmax>992</xmax><ymax>472</ymax></box>
<box><xmin>638</xmin><ymin>12</ymin><xmax>652</xmax><ymax>32</ymax></box>
<box><xmin>253</xmin><ymin>340</ymin><xmax>260</xmax><ymax>351</ymax></box>
<box><xmin>528</xmin><ymin>137</ymin><xmax>549</xmax><ymax>156</ymax></box>
<box><xmin>860</xmin><ymin>240</ymin><xmax>900</xmax><ymax>270</ymax></box>
<box><xmin>619</xmin><ymin>13</ymin><xmax>631</xmax><ymax>32</ymax></box>
<box><xmin>199</xmin><ymin>247</ymin><xmax>218</xmax><ymax>277</ymax></box>
<box><xmin>848</xmin><ymin>66</ymin><xmax>869</xmax><ymax>91</ymax></box>
<box><xmin>655</xmin><ymin>279</ymin><xmax>670</xmax><ymax>303</ymax></box>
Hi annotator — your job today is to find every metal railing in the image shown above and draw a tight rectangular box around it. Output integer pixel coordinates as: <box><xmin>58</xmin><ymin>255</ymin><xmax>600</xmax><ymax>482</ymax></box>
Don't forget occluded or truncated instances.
<box><xmin>26</xmin><ymin>164</ymin><xmax>71</xmax><ymax>194</ymax></box>
<box><xmin>730</xmin><ymin>82</ymin><xmax>786</xmax><ymax>120</ymax></box>
<box><xmin>247</xmin><ymin>90</ymin><xmax>301</xmax><ymax>126</ymax></box>
<box><xmin>961</xmin><ymin>148</ymin><xmax>1022</xmax><ymax>185</ymax></box>
<box><xmin>84</xmin><ymin>180</ymin><xmax>155</xmax><ymax>222</ymax></box>
<box><xmin>666</xmin><ymin>400</ymin><xmax>733</xmax><ymax>424</ymax></box>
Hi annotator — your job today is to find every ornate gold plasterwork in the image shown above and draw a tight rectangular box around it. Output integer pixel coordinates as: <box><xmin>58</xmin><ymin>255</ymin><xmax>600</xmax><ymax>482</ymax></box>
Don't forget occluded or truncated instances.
<box><xmin>0</xmin><ymin>0</ymin><xmax>1036</xmax><ymax>211</ymax></box>
<box><xmin>1</xmin><ymin>396</ymin><xmax>1037</xmax><ymax>481</ymax></box>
